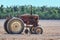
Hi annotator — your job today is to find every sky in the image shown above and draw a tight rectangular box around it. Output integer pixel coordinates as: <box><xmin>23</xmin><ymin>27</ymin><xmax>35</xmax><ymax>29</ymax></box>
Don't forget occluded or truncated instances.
<box><xmin>0</xmin><ymin>0</ymin><xmax>60</xmax><ymax>7</ymax></box>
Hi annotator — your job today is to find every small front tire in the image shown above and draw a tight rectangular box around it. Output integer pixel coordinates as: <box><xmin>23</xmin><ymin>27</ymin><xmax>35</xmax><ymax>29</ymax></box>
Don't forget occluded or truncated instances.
<box><xmin>30</xmin><ymin>27</ymin><xmax>36</xmax><ymax>34</ymax></box>
<box><xmin>35</xmin><ymin>27</ymin><xmax>43</xmax><ymax>34</ymax></box>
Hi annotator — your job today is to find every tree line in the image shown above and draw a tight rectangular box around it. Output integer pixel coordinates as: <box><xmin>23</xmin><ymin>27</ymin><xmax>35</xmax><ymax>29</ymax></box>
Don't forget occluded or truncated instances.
<box><xmin>0</xmin><ymin>5</ymin><xmax>60</xmax><ymax>19</ymax></box>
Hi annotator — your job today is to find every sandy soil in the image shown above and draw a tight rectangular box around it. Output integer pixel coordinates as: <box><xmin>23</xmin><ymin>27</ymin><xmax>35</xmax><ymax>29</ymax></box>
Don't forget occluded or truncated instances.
<box><xmin>0</xmin><ymin>19</ymin><xmax>60</xmax><ymax>40</ymax></box>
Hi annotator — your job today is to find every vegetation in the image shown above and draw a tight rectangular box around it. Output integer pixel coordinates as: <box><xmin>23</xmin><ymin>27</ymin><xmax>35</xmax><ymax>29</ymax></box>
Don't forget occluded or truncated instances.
<box><xmin>0</xmin><ymin>5</ymin><xmax>60</xmax><ymax>19</ymax></box>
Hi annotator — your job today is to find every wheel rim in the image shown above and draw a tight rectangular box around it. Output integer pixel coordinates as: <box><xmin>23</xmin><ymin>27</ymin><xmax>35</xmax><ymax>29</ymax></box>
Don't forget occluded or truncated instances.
<box><xmin>11</xmin><ymin>21</ymin><xmax>21</xmax><ymax>32</ymax></box>
<box><xmin>8</xmin><ymin>19</ymin><xmax>23</xmax><ymax>33</ymax></box>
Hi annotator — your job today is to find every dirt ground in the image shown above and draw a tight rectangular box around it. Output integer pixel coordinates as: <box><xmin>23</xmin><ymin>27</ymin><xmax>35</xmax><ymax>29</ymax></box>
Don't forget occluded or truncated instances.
<box><xmin>0</xmin><ymin>19</ymin><xmax>60</xmax><ymax>40</ymax></box>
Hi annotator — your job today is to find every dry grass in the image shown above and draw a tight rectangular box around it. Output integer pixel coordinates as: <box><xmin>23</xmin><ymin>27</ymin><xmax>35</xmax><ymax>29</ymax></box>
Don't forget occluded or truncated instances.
<box><xmin>0</xmin><ymin>19</ymin><xmax>60</xmax><ymax>40</ymax></box>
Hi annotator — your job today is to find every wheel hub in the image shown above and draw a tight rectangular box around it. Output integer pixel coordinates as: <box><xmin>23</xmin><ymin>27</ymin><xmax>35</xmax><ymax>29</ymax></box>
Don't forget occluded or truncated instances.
<box><xmin>36</xmin><ymin>29</ymin><xmax>41</xmax><ymax>33</ymax></box>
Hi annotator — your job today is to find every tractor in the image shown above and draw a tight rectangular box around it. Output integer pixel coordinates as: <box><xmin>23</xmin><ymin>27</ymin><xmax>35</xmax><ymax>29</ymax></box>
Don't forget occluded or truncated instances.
<box><xmin>4</xmin><ymin>5</ymin><xmax>43</xmax><ymax>34</ymax></box>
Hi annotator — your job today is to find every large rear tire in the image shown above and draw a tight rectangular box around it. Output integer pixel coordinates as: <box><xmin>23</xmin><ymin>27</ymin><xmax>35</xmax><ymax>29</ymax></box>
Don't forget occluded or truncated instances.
<box><xmin>4</xmin><ymin>18</ymin><xmax>24</xmax><ymax>34</ymax></box>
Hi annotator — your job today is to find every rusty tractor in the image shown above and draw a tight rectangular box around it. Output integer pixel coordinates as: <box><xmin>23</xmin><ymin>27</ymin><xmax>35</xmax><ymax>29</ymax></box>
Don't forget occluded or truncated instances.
<box><xmin>4</xmin><ymin>5</ymin><xmax>43</xmax><ymax>34</ymax></box>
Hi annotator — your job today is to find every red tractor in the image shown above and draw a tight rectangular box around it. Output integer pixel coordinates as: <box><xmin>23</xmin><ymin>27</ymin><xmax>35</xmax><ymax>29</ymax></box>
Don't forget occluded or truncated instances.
<box><xmin>4</xmin><ymin>6</ymin><xmax>43</xmax><ymax>34</ymax></box>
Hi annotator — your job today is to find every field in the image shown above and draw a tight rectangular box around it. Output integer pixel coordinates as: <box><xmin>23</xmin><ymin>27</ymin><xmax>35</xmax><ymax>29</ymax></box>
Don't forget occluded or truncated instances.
<box><xmin>0</xmin><ymin>19</ymin><xmax>60</xmax><ymax>40</ymax></box>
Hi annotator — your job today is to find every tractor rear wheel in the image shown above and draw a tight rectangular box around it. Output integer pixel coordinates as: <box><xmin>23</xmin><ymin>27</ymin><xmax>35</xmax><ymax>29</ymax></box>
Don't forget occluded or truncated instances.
<box><xmin>4</xmin><ymin>18</ymin><xmax>24</xmax><ymax>34</ymax></box>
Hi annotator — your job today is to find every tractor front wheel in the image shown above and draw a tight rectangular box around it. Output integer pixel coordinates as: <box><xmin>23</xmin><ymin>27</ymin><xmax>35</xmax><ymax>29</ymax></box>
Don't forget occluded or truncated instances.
<box><xmin>35</xmin><ymin>27</ymin><xmax>43</xmax><ymax>34</ymax></box>
<box><xmin>30</xmin><ymin>27</ymin><xmax>36</xmax><ymax>34</ymax></box>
